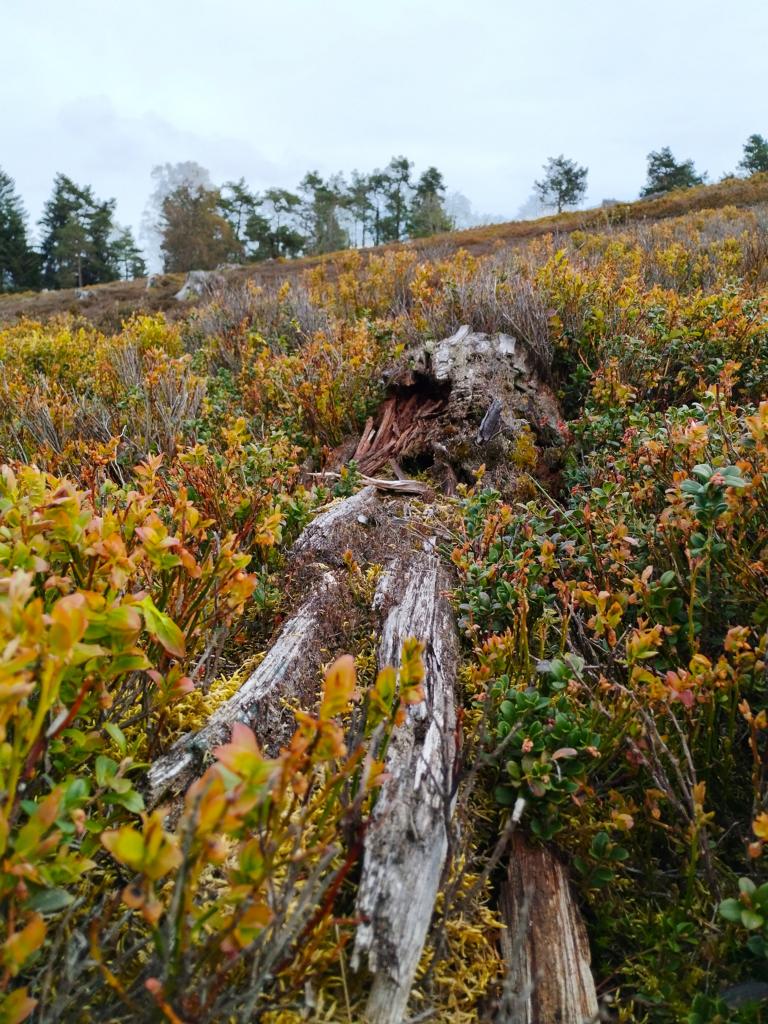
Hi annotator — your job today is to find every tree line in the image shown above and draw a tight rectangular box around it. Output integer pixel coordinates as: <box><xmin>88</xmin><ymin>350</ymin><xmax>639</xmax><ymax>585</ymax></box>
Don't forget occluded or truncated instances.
<box><xmin>2</xmin><ymin>133</ymin><xmax>768</xmax><ymax>292</ymax></box>
<box><xmin>0</xmin><ymin>171</ymin><xmax>146</xmax><ymax>293</ymax></box>
<box><xmin>151</xmin><ymin>156</ymin><xmax>455</xmax><ymax>273</ymax></box>
<box><xmin>531</xmin><ymin>135</ymin><xmax>768</xmax><ymax>215</ymax></box>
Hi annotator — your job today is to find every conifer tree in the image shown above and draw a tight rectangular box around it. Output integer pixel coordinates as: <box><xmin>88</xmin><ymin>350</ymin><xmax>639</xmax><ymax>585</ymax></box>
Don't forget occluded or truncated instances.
<box><xmin>299</xmin><ymin>172</ymin><xmax>349</xmax><ymax>255</ymax></box>
<box><xmin>346</xmin><ymin>171</ymin><xmax>375</xmax><ymax>247</ymax></box>
<box><xmin>380</xmin><ymin>156</ymin><xmax>413</xmax><ymax>242</ymax></box>
<box><xmin>0</xmin><ymin>168</ymin><xmax>39</xmax><ymax>292</ymax></box>
<box><xmin>408</xmin><ymin>167</ymin><xmax>452</xmax><ymax>237</ymax></box>
<box><xmin>640</xmin><ymin>147</ymin><xmax>705</xmax><ymax>197</ymax></box>
<box><xmin>244</xmin><ymin>189</ymin><xmax>304</xmax><ymax>259</ymax></box>
<box><xmin>39</xmin><ymin>174</ymin><xmax>120</xmax><ymax>288</ymax></box>
<box><xmin>111</xmin><ymin>226</ymin><xmax>147</xmax><ymax>279</ymax></box>
<box><xmin>738</xmin><ymin>134</ymin><xmax>768</xmax><ymax>176</ymax></box>
<box><xmin>220</xmin><ymin>179</ymin><xmax>262</xmax><ymax>257</ymax></box>
<box><xmin>533</xmin><ymin>155</ymin><xmax>588</xmax><ymax>214</ymax></box>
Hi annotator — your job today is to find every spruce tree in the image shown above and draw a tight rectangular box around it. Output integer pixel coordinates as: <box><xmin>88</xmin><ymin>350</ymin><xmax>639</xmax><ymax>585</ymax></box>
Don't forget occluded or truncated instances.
<box><xmin>0</xmin><ymin>168</ymin><xmax>39</xmax><ymax>292</ymax></box>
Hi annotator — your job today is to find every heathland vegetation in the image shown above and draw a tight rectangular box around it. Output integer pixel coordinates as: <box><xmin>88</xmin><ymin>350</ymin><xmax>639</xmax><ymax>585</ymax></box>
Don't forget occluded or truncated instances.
<box><xmin>2</xmin><ymin>165</ymin><xmax>768</xmax><ymax>1022</ymax></box>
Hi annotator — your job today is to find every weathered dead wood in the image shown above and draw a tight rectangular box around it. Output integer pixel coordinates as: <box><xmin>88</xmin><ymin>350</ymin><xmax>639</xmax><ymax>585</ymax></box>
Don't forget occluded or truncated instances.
<box><xmin>145</xmin><ymin>570</ymin><xmax>342</xmax><ymax>806</ymax></box>
<box><xmin>353</xmin><ymin>416</ymin><xmax>376</xmax><ymax>460</ymax></box>
<box><xmin>316</xmin><ymin>472</ymin><xmax>430</xmax><ymax>496</ymax></box>
<box><xmin>498</xmin><ymin>833</ymin><xmax>599</xmax><ymax>1024</ymax></box>
<box><xmin>292</xmin><ymin>485</ymin><xmax>379</xmax><ymax>556</ymax></box>
<box><xmin>350</xmin><ymin>325</ymin><xmax>564</xmax><ymax>490</ymax></box>
<box><xmin>352</xmin><ymin>552</ymin><xmax>459</xmax><ymax>1024</ymax></box>
<box><xmin>146</xmin><ymin>488</ymin><xmax>381</xmax><ymax>807</ymax></box>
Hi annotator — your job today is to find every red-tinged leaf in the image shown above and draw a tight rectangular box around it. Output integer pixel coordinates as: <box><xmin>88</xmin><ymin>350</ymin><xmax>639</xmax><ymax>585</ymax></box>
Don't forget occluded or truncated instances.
<box><xmin>171</xmin><ymin>676</ymin><xmax>194</xmax><ymax>696</ymax></box>
<box><xmin>104</xmin><ymin>605</ymin><xmax>143</xmax><ymax>646</ymax></box>
<box><xmin>214</xmin><ymin>722</ymin><xmax>275</xmax><ymax>785</ymax></box>
<box><xmin>552</xmin><ymin>747</ymin><xmax>579</xmax><ymax>760</ymax></box>
<box><xmin>48</xmin><ymin>593</ymin><xmax>88</xmax><ymax>655</ymax></box>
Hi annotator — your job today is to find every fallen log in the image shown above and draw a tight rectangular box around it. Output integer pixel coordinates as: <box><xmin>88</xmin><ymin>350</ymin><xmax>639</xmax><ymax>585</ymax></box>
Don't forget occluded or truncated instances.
<box><xmin>352</xmin><ymin>551</ymin><xmax>459</xmax><ymax>1024</ymax></box>
<box><xmin>498</xmin><ymin>833</ymin><xmax>599</xmax><ymax>1024</ymax></box>
<box><xmin>146</xmin><ymin>487</ymin><xmax>382</xmax><ymax>806</ymax></box>
<box><xmin>146</xmin><ymin>569</ymin><xmax>342</xmax><ymax>806</ymax></box>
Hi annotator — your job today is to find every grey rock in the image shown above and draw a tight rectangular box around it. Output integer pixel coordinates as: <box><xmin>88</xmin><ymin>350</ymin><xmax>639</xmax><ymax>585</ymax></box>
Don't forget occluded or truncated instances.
<box><xmin>174</xmin><ymin>269</ymin><xmax>225</xmax><ymax>301</ymax></box>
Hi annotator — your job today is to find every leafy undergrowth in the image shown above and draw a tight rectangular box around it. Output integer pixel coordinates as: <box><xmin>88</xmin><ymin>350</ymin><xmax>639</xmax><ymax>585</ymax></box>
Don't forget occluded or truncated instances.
<box><xmin>1</xmin><ymin>200</ymin><xmax>768</xmax><ymax>1020</ymax></box>
<box><xmin>452</xmin><ymin>219</ymin><xmax>768</xmax><ymax>1019</ymax></box>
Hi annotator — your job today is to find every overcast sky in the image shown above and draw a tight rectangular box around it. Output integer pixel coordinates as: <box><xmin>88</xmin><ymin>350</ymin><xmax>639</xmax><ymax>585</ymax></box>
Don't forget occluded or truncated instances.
<box><xmin>3</xmin><ymin>0</ymin><xmax>767</xmax><ymax>242</ymax></box>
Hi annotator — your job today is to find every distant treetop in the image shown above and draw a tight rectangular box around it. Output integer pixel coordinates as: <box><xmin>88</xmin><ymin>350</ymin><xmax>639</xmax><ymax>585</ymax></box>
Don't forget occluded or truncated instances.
<box><xmin>738</xmin><ymin>134</ymin><xmax>768</xmax><ymax>176</ymax></box>
<box><xmin>641</xmin><ymin>147</ymin><xmax>705</xmax><ymax>197</ymax></box>
<box><xmin>533</xmin><ymin>156</ymin><xmax>588</xmax><ymax>214</ymax></box>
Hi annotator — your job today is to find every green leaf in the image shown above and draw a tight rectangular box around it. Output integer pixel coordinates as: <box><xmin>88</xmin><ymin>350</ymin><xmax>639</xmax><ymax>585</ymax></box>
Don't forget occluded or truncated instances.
<box><xmin>589</xmin><ymin>867</ymin><xmax>615</xmax><ymax>887</ymax></box>
<box><xmin>25</xmin><ymin>888</ymin><xmax>75</xmax><ymax>914</ymax></box>
<box><xmin>494</xmin><ymin>785</ymin><xmax>518</xmax><ymax>806</ymax></box>
<box><xmin>104</xmin><ymin>722</ymin><xmax>127</xmax><ymax>754</ymax></box>
<box><xmin>741</xmin><ymin>909</ymin><xmax>765</xmax><ymax>930</ymax></box>
<box><xmin>95</xmin><ymin>756</ymin><xmax>118</xmax><ymax>788</ymax></box>
<box><xmin>719</xmin><ymin>898</ymin><xmax>743</xmax><ymax>922</ymax></box>
<box><xmin>111</xmin><ymin>790</ymin><xmax>145</xmax><ymax>814</ymax></box>
<box><xmin>139</xmin><ymin>597</ymin><xmax>186</xmax><ymax>659</ymax></box>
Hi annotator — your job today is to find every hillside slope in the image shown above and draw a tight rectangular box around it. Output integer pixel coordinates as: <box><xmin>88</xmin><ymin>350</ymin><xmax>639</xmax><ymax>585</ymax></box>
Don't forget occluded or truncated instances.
<box><xmin>2</xmin><ymin>193</ymin><xmax>768</xmax><ymax>1021</ymax></box>
<box><xmin>2</xmin><ymin>173</ymin><xmax>767</xmax><ymax>330</ymax></box>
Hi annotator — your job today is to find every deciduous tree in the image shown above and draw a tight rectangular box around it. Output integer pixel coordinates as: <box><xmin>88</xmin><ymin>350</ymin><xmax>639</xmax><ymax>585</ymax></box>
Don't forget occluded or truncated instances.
<box><xmin>160</xmin><ymin>184</ymin><xmax>242</xmax><ymax>272</ymax></box>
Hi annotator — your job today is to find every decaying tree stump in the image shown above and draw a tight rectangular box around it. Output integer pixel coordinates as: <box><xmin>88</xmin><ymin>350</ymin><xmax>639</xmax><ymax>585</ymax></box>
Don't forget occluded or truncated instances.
<box><xmin>345</xmin><ymin>325</ymin><xmax>563</xmax><ymax>495</ymax></box>
<box><xmin>498</xmin><ymin>833</ymin><xmax>599</xmax><ymax>1024</ymax></box>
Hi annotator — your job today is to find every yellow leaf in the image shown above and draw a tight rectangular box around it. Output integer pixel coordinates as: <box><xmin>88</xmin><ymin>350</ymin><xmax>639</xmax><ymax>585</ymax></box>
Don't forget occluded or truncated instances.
<box><xmin>0</xmin><ymin>987</ymin><xmax>37</xmax><ymax>1024</ymax></box>
<box><xmin>2</xmin><ymin>915</ymin><xmax>46</xmax><ymax>975</ymax></box>
<box><xmin>320</xmin><ymin>655</ymin><xmax>356</xmax><ymax>720</ymax></box>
